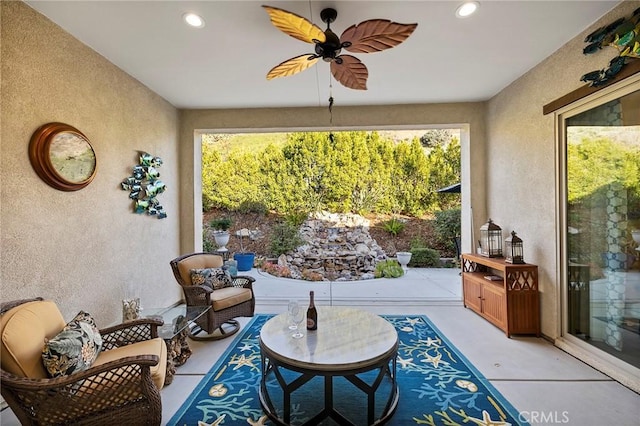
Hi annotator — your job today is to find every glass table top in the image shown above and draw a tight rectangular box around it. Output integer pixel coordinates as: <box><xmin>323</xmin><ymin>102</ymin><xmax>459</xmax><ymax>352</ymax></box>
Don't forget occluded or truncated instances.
<box><xmin>144</xmin><ymin>305</ymin><xmax>210</xmax><ymax>339</ymax></box>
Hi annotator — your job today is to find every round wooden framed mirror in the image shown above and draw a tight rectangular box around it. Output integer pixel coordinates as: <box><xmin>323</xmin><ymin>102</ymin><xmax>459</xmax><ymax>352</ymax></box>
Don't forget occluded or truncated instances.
<box><xmin>29</xmin><ymin>122</ymin><xmax>97</xmax><ymax>191</ymax></box>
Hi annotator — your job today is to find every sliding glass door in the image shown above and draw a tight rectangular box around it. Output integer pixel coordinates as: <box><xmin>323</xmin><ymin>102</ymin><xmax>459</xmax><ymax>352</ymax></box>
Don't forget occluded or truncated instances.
<box><xmin>562</xmin><ymin>82</ymin><xmax>640</xmax><ymax>369</ymax></box>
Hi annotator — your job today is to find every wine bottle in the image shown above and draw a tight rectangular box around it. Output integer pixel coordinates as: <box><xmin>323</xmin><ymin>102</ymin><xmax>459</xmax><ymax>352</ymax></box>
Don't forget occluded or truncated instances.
<box><xmin>306</xmin><ymin>291</ymin><xmax>317</xmax><ymax>330</ymax></box>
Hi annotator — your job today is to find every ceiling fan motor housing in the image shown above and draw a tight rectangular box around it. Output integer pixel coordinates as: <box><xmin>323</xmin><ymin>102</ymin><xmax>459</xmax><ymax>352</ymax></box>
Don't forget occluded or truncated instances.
<box><xmin>316</xmin><ymin>29</ymin><xmax>342</xmax><ymax>61</ymax></box>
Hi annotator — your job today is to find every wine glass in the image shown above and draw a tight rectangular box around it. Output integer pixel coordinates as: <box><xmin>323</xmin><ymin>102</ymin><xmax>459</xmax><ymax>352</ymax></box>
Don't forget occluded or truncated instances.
<box><xmin>291</xmin><ymin>305</ymin><xmax>305</xmax><ymax>339</ymax></box>
<box><xmin>287</xmin><ymin>301</ymin><xmax>300</xmax><ymax>330</ymax></box>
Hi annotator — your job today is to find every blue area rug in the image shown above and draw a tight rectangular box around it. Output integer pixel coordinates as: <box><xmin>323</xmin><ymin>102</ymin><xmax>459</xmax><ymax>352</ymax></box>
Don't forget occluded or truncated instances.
<box><xmin>168</xmin><ymin>314</ymin><xmax>526</xmax><ymax>425</ymax></box>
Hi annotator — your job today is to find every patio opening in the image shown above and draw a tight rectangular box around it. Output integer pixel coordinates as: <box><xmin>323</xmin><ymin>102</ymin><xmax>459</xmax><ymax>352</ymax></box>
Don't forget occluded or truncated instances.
<box><xmin>199</xmin><ymin>129</ymin><xmax>463</xmax><ymax>282</ymax></box>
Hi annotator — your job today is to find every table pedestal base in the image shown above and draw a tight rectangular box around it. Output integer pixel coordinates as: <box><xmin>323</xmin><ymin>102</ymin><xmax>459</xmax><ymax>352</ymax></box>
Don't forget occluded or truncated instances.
<box><xmin>259</xmin><ymin>351</ymin><xmax>398</xmax><ymax>426</ymax></box>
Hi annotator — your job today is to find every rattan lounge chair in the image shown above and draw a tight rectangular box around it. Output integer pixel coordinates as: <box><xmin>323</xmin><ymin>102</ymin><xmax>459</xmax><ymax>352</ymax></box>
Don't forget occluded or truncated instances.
<box><xmin>0</xmin><ymin>297</ymin><xmax>166</xmax><ymax>426</ymax></box>
<box><xmin>170</xmin><ymin>252</ymin><xmax>255</xmax><ymax>340</ymax></box>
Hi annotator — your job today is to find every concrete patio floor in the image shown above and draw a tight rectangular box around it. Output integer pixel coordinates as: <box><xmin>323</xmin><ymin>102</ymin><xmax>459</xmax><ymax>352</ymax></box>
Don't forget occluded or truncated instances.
<box><xmin>246</xmin><ymin>266</ymin><xmax>463</xmax><ymax>307</ymax></box>
<box><xmin>3</xmin><ymin>267</ymin><xmax>639</xmax><ymax>425</ymax></box>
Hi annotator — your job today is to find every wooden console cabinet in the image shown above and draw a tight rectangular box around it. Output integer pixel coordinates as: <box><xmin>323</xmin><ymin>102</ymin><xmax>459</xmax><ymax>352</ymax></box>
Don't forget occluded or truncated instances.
<box><xmin>462</xmin><ymin>253</ymin><xmax>540</xmax><ymax>337</ymax></box>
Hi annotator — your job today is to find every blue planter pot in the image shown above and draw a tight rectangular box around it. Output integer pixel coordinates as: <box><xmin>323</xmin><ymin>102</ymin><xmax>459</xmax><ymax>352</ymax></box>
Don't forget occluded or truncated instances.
<box><xmin>234</xmin><ymin>252</ymin><xmax>255</xmax><ymax>271</ymax></box>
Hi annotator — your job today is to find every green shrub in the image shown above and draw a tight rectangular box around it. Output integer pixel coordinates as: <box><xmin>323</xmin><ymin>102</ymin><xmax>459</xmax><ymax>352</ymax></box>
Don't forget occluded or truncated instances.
<box><xmin>237</xmin><ymin>200</ymin><xmax>268</xmax><ymax>215</ymax></box>
<box><xmin>374</xmin><ymin>260</ymin><xmax>404</xmax><ymax>278</ymax></box>
<box><xmin>409</xmin><ymin>247</ymin><xmax>440</xmax><ymax>267</ymax></box>
<box><xmin>434</xmin><ymin>208</ymin><xmax>461</xmax><ymax>253</ymax></box>
<box><xmin>285</xmin><ymin>210</ymin><xmax>308</xmax><ymax>227</ymax></box>
<box><xmin>410</xmin><ymin>236</ymin><xmax>428</xmax><ymax>250</ymax></box>
<box><xmin>269</xmin><ymin>222</ymin><xmax>304</xmax><ymax>256</ymax></box>
<box><xmin>382</xmin><ymin>218</ymin><xmax>405</xmax><ymax>236</ymax></box>
<box><xmin>209</xmin><ymin>217</ymin><xmax>232</xmax><ymax>231</ymax></box>
<box><xmin>203</xmin><ymin>230</ymin><xmax>215</xmax><ymax>252</ymax></box>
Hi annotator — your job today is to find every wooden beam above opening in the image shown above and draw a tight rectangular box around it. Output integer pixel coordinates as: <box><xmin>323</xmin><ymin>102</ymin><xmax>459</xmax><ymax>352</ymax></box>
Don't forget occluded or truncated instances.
<box><xmin>543</xmin><ymin>60</ymin><xmax>640</xmax><ymax>115</ymax></box>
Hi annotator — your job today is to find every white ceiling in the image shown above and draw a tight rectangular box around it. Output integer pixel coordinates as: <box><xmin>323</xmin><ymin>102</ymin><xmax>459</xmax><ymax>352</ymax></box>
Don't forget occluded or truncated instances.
<box><xmin>26</xmin><ymin>1</ymin><xmax>618</xmax><ymax>109</ymax></box>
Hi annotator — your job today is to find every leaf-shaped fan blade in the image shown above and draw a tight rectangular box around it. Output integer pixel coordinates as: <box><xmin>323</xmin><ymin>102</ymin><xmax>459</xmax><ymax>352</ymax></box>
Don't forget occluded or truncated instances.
<box><xmin>267</xmin><ymin>54</ymin><xmax>319</xmax><ymax>80</ymax></box>
<box><xmin>341</xmin><ymin>20</ymin><xmax>418</xmax><ymax>53</ymax></box>
<box><xmin>330</xmin><ymin>55</ymin><xmax>368</xmax><ymax>90</ymax></box>
<box><xmin>262</xmin><ymin>5</ymin><xmax>326</xmax><ymax>44</ymax></box>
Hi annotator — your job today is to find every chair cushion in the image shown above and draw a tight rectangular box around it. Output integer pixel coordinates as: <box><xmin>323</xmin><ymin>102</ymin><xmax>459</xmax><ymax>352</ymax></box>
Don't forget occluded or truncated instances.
<box><xmin>93</xmin><ymin>337</ymin><xmax>167</xmax><ymax>389</ymax></box>
<box><xmin>177</xmin><ymin>254</ymin><xmax>224</xmax><ymax>285</ymax></box>
<box><xmin>191</xmin><ymin>267</ymin><xmax>232</xmax><ymax>290</ymax></box>
<box><xmin>211</xmin><ymin>287</ymin><xmax>253</xmax><ymax>311</ymax></box>
<box><xmin>1</xmin><ymin>300</ymin><xmax>66</xmax><ymax>378</ymax></box>
<box><xmin>42</xmin><ymin>311</ymin><xmax>103</xmax><ymax>377</ymax></box>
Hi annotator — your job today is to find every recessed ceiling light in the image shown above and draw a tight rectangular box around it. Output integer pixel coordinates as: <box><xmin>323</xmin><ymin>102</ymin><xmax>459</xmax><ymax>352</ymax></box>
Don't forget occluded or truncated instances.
<box><xmin>456</xmin><ymin>2</ymin><xmax>479</xmax><ymax>18</ymax></box>
<box><xmin>183</xmin><ymin>13</ymin><xmax>205</xmax><ymax>28</ymax></box>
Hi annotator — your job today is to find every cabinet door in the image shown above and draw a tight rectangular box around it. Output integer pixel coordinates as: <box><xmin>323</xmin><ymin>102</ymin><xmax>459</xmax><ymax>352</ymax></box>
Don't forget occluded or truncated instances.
<box><xmin>463</xmin><ymin>277</ymin><xmax>482</xmax><ymax>312</ymax></box>
<box><xmin>482</xmin><ymin>283</ymin><xmax>507</xmax><ymax>330</ymax></box>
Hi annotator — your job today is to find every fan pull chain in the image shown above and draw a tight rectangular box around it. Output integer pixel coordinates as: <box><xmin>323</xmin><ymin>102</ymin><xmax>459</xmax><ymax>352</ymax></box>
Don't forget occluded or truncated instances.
<box><xmin>328</xmin><ymin>96</ymin><xmax>334</xmax><ymax>121</ymax></box>
<box><xmin>328</xmin><ymin>75</ymin><xmax>334</xmax><ymax>124</ymax></box>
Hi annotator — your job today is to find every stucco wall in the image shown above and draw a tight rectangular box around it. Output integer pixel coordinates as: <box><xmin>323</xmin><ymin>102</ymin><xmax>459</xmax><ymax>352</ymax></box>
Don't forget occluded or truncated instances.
<box><xmin>1</xmin><ymin>1</ymin><xmax>182</xmax><ymax>326</ymax></box>
<box><xmin>486</xmin><ymin>0</ymin><xmax>639</xmax><ymax>338</ymax></box>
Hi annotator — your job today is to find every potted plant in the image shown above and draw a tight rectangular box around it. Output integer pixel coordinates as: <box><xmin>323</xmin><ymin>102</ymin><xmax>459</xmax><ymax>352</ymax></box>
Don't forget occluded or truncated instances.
<box><xmin>234</xmin><ymin>228</ymin><xmax>255</xmax><ymax>271</ymax></box>
<box><xmin>209</xmin><ymin>217</ymin><xmax>232</xmax><ymax>252</ymax></box>
<box><xmin>396</xmin><ymin>251</ymin><xmax>412</xmax><ymax>272</ymax></box>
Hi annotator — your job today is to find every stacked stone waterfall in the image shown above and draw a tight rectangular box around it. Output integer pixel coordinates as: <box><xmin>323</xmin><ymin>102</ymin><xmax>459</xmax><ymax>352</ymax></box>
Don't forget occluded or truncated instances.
<box><xmin>278</xmin><ymin>211</ymin><xmax>387</xmax><ymax>281</ymax></box>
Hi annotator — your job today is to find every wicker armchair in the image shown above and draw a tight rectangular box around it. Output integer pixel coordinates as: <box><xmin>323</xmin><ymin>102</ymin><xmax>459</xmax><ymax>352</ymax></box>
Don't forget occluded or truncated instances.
<box><xmin>170</xmin><ymin>252</ymin><xmax>255</xmax><ymax>340</ymax></box>
<box><xmin>1</xmin><ymin>298</ymin><xmax>166</xmax><ymax>426</ymax></box>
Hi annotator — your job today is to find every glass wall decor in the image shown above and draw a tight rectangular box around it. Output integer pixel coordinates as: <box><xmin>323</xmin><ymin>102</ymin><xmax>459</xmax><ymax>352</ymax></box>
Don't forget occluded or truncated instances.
<box><xmin>563</xmin><ymin>84</ymin><xmax>640</xmax><ymax>369</ymax></box>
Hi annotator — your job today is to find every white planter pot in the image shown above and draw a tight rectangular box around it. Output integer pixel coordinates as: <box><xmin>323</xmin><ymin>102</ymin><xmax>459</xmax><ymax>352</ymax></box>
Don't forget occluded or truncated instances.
<box><xmin>213</xmin><ymin>231</ymin><xmax>230</xmax><ymax>251</ymax></box>
<box><xmin>396</xmin><ymin>251</ymin><xmax>412</xmax><ymax>272</ymax></box>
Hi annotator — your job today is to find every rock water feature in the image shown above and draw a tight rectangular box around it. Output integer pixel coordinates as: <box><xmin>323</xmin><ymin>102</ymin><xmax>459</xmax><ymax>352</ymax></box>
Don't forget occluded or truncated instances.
<box><xmin>276</xmin><ymin>211</ymin><xmax>387</xmax><ymax>281</ymax></box>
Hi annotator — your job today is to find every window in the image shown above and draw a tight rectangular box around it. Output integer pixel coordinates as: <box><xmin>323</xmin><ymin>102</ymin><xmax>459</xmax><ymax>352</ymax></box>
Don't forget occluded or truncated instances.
<box><xmin>559</xmin><ymin>77</ymin><xmax>640</xmax><ymax>373</ymax></box>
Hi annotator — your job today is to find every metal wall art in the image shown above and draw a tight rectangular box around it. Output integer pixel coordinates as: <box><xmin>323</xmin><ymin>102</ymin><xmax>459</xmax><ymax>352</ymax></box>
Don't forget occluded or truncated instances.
<box><xmin>121</xmin><ymin>152</ymin><xmax>167</xmax><ymax>219</ymax></box>
<box><xmin>581</xmin><ymin>7</ymin><xmax>640</xmax><ymax>86</ymax></box>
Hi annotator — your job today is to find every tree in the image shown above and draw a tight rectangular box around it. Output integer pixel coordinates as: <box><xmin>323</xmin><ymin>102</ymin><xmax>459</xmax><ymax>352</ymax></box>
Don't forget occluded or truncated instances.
<box><xmin>420</xmin><ymin>129</ymin><xmax>454</xmax><ymax>148</ymax></box>
<box><xmin>202</xmin><ymin>130</ymin><xmax>462</xmax><ymax>216</ymax></box>
<box><xmin>567</xmin><ymin>137</ymin><xmax>638</xmax><ymax>202</ymax></box>
<box><xmin>428</xmin><ymin>136</ymin><xmax>461</xmax><ymax>211</ymax></box>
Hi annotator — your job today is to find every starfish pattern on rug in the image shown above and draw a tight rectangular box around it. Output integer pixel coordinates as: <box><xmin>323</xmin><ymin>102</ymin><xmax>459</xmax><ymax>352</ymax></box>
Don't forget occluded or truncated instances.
<box><xmin>405</xmin><ymin>317</ymin><xmax>423</xmax><ymax>326</ymax></box>
<box><xmin>228</xmin><ymin>353</ymin><xmax>259</xmax><ymax>372</ymax></box>
<box><xmin>421</xmin><ymin>352</ymin><xmax>449</xmax><ymax>368</ymax></box>
<box><xmin>468</xmin><ymin>410</ymin><xmax>511</xmax><ymax>426</ymax></box>
<box><xmin>397</xmin><ymin>356</ymin><xmax>414</xmax><ymax>368</ymax></box>
<box><xmin>422</xmin><ymin>336</ymin><xmax>442</xmax><ymax>347</ymax></box>
<box><xmin>239</xmin><ymin>343</ymin><xmax>254</xmax><ymax>352</ymax></box>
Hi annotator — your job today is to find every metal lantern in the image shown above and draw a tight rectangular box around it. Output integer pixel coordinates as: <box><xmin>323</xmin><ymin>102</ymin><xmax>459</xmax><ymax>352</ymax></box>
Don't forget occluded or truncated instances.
<box><xmin>505</xmin><ymin>231</ymin><xmax>524</xmax><ymax>264</ymax></box>
<box><xmin>480</xmin><ymin>218</ymin><xmax>503</xmax><ymax>257</ymax></box>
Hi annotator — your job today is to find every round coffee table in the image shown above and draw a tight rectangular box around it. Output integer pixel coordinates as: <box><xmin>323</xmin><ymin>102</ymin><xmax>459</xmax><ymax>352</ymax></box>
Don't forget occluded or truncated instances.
<box><xmin>259</xmin><ymin>306</ymin><xmax>399</xmax><ymax>425</ymax></box>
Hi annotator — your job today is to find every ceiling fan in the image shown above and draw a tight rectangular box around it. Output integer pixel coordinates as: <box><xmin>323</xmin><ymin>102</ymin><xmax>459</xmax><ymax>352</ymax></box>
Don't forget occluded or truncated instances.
<box><xmin>262</xmin><ymin>5</ymin><xmax>418</xmax><ymax>90</ymax></box>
